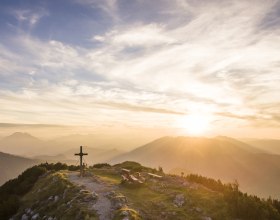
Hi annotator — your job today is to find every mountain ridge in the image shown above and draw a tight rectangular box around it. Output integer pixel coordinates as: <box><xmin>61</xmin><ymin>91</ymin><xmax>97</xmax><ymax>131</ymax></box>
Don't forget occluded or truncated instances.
<box><xmin>110</xmin><ymin>136</ymin><xmax>280</xmax><ymax>199</ymax></box>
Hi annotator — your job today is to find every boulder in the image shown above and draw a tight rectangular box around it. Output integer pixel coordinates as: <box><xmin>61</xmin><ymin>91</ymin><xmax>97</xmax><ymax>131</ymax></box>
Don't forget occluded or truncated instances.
<box><xmin>120</xmin><ymin>210</ymin><xmax>129</xmax><ymax>216</ymax></box>
<box><xmin>31</xmin><ymin>213</ymin><xmax>39</xmax><ymax>220</ymax></box>
<box><xmin>54</xmin><ymin>195</ymin><xmax>59</xmax><ymax>202</ymax></box>
<box><xmin>111</xmin><ymin>196</ymin><xmax>127</xmax><ymax>209</ymax></box>
<box><xmin>173</xmin><ymin>194</ymin><xmax>185</xmax><ymax>207</ymax></box>
<box><xmin>21</xmin><ymin>214</ymin><xmax>28</xmax><ymax>220</ymax></box>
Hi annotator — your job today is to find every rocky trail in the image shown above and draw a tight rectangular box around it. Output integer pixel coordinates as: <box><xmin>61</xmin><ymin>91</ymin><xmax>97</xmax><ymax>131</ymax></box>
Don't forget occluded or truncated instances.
<box><xmin>68</xmin><ymin>172</ymin><xmax>116</xmax><ymax>220</ymax></box>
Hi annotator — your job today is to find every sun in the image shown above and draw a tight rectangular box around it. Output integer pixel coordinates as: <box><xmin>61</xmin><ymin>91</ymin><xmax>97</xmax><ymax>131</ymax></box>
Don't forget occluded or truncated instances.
<box><xmin>180</xmin><ymin>114</ymin><xmax>211</xmax><ymax>135</ymax></box>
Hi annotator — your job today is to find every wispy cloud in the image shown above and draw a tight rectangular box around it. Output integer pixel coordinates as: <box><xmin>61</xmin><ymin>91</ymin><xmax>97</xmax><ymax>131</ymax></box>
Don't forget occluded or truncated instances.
<box><xmin>0</xmin><ymin>0</ymin><xmax>280</xmax><ymax>137</ymax></box>
<box><xmin>11</xmin><ymin>7</ymin><xmax>49</xmax><ymax>29</ymax></box>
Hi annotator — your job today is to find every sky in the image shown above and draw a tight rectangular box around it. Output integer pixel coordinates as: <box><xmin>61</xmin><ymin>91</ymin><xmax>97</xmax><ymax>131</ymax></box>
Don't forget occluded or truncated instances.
<box><xmin>0</xmin><ymin>0</ymin><xmax>280</xmax><ymax>139</ymax></box>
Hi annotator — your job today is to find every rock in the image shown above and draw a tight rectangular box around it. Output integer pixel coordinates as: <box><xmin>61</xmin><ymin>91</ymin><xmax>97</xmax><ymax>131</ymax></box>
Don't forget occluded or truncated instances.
<box><xmin>120</xmin><ymin>210</ymin><xmax>129</xmax><ymax>216</ymax></box>
<box><xmin>195</xmin><ymin>207</ymin><xmax>202</xmax><ymax>213</ymax></box>
<box><xmin>48</xmin><ymin>196</ymin><xmax>53</xmax><ymax>201</ymax></box>
<box><xmin>92</xmin><ymin>192</ymin><xmax>98</xmax><ymax>199</ymax></box>
<box><xmin>25</xmin><ymin>208</ymin><xmax>32</xmax><ymax>214</ymax></box>
<box><xmin>31</xmin><ymin>213</ymin><xmax>39</xmax><ymax>220</ymax></box>
<box><xmin>21</xmin><ymin>214</ymin><xmax>28</xmax><ymax>220</ymax></box>
<box><xmin>105</xmin><ymin>191</ymin><xmax>117</xmax><ymax>198</ymax></box>
<box><xmin>47</xmin><ymin>217</ymin><xmax>53</xmax><ymax>220</ymax></box>
<box><xmin>111</xmin><ymin>195</ymin><xmax>127</xmax><ymax>209</ymax></box>
<box><xmin>122</xmin><ymin>217</ymin><xmax>130</xmax><ymax>220</ymax></box>
<box><xmin>173</xmin><ymin>194</ymin><xmax>185</xmax><ymax>207</ymax></box>
<box><xmin>52</xmin><ymin>177</ymin><xmax>58</xmax><ymax>183</ymax></box>
<box><xmin>201</xmin><ymin>217</ymin><xmax>212</xmax><ymax>220</ymax></box>
<box><xmin>54</xmin><ymin>195</ymin><xmax>59</xmax><ymax>202</ymax></box>
<box><xmin>63</xmin><ymin>189</ymin><xmax>68</xmax><ymax>199</ymax></box>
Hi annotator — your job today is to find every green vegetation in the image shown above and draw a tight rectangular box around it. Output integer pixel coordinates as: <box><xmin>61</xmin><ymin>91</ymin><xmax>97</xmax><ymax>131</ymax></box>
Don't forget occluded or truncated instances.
<box><xmin>186</xmin><ymin>174</ymin><xmax>280</xmax><ymax>220</ymax></box>
<box><xmin>91</xmin><ymin>163</ymin><xmax>111</xmax><ymax>168</ymax></box>
<box><xmin>91</xmin><ymin>161</ymin><xmax>280</xmax><ymax>220</ymax></box>
<box><xmin>0</xmin><ymin>166</ymin><xmax>47</xmax><ymax>219</ymax></box>
<box><xmin>17</xmin><ymin>171</ymin><xmax>97</xmax><ymax>220</ymax></box>
<box><xmin>0</xmin><ymin>162</ymin><xmax>80</xmax><ymax>220</ymax></box>
<box><xmin>113</xmin><ymin>207</ymin><xmax>142</xmax><ymax>220</ymax></box>
<box><xmin>1</xmin><ymin>161</ymin><xmax>280</xmax><ymax>220</ymax></box>
<box><xmin>113</xmin><ymin>161</ymin><xmax>158</xmax><ymax>173</ymax></box>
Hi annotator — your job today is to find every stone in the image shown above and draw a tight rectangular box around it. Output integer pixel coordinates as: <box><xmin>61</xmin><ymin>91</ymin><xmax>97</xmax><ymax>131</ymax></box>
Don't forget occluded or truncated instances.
<box><xmin>62</xmin><ymin>189</ymin><xmax>68</xmax><ymax>199</ymax></box>
<box><xmin>21</xmin><ymin>214</ymin><xmax>29</xmax><ymax>220</ymax></box>
<box><xmin>201</xmin><ymin>217</ymin><xmax>212</xmax><ymax>220</ymax></box>
<box><xmin>173</xmin><ymin>194</ymin><xmax>185</xmax><ymax>207</ymax></box>
<box><xmin>47</xmin><ymin>217</ymin><xmax>53</xmax><ymax>220</ymax></box>
<box><xmin>111</xmin><ymin>195</ymin><xmax>127</xmax><ymax>209</ymax></box>
<box><xmin>92</xmin><ymin>192</ymin><xmax>98</xmax><ymax>199</ymax></box>
<box><xmin>54</xmin><ymin>195</ymin><xmax>59</xmax><ymax>202</ymax></box>
<box><xmin>48</xmin><ymin>196</ymin><xmax>53</xmax><ymax>201</ymax></box>
<box><xmin>120</xmin><ymin>210</ymin><xmax>129</xmax><ymax>216</ymax></box>
<box><xmin>195</xmin><ymin>207</ymin><xmax>202</xmax><ymax>213</ymax></box>
<box><xmin>31</xmin><ymin>213</ymin><xmax>39</xmax><ymax>220</ymax></box>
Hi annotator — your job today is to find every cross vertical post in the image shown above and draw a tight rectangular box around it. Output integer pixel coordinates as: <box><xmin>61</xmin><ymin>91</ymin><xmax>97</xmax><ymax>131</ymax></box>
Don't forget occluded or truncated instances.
<box><xmin>74</xmin><ymin>146</ymin><xmax>88</xmax><ymax>177</ymax></box>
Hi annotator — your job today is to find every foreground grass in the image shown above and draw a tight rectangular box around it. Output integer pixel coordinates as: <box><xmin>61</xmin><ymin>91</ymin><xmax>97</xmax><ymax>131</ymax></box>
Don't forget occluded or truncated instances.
<box><xmin>16</xmin><ymin>171</ymin><xmax>97</xmax><ymax>220</ymax></box>
<box><xmin>89</xmin><ymin>167</ymin><xmax>229</xmax><ymax>220</ymax></box>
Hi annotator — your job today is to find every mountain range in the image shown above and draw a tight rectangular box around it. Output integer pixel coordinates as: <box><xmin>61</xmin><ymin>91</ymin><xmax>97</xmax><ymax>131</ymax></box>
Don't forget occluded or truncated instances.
<box><xmin>110</xmin><ymin>136</ymin><xmax>280</xmax><ymax>199</ymax></box>
<box><xmin>0</xmin><ymin>132</ymin><xmax>279</xmax><ymax>199</ymax></box>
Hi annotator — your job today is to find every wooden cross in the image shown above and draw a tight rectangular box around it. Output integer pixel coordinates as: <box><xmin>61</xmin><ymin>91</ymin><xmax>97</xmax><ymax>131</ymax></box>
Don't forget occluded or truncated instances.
<box><xmin>74</xmin><ymin>146</ymin><xmax>88</xmax><ymax>177</ymax></box>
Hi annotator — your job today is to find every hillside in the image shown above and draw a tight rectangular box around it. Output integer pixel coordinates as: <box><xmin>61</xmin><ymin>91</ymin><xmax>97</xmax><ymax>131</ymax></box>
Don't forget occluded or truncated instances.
<box><xmin>110</xmin><ymin>136</ymin><xmax>280</xmax><ymax>199</ymax></box>
<box><xmin>64</xmin><ymin>147</ymin><xmax>123</xmax><ymax>164</ymax></box>
<box><xmin>0</xmin><ymin>132</ymin><xmax>123</xmax><ymax>166</ymax></box>
<box><xmin>0</xmin><ymin>152</ymin><xmax>39</xmax><ymax>186</ymax></box>
<box><xmin>242</xmin><ymin>139</ymin><xmax>280</xmax><ymax>155</ymax></box>
<box><xmin>1</xmin><ymin>162</ymin><xmax>280</xmax><ymax>220</ymax></box>
<box><xmin>0</xmin><ymin>132</ymin><xmax>45</xmax><ymax>157</ymax></box>
<box><xmin>0</xmin><ymin>132</ymin><xmax>125</xmax><ymax>161</ymax></box>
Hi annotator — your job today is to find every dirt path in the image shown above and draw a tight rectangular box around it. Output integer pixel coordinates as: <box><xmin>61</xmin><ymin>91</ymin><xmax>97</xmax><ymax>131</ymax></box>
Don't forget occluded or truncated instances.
<box><xmin>67</xmin><ymin>172</ymin><xmax>114</xmax><ymax>220</ymax></box>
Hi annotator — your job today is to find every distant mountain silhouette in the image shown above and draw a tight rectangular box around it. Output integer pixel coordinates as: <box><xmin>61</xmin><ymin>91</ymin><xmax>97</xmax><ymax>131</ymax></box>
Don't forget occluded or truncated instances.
<box><xmin>64</xmin><ymin>147</ymin><xmax>124</xmax><ymax>164</ymax></box>
<box><xmin>0</xmin><ymin>132</ymin><xmax>126</xmax><ymax>159</ymax></box>
<box><xmin>0</xmin><ymin>132</ymin><xmax>45</xmax><ymax>156</ymax></box>
<box><xmin>0</xmin><ymin>151</ymin><xmax>39</xmax><ymax>185</ymax></box>
<box><xmin>242</xmin><ymin>138</ymin><xmax>280</xmax><ymax>155</ymax></box>
<box><xmin>110</xmin><ymin>136</ymin><xmax>280</xmax><ymax>198</ymax></box>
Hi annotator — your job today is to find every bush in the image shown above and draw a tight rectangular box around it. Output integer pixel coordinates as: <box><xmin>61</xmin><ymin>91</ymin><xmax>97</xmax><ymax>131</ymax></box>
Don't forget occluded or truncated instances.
<box><xmin>92</xmin><ymin>163</ymin><xmax>111</xmax><ymax>168</ymax></box>
<box><xmin>0</xmin><ymin>162</ymin><xmax>76</xmax><ymax>220</ymax></box>
<box><xmin>185</xmin><ymin>173</ymin><xmax>280</xmax><ymax>219</ymax></box>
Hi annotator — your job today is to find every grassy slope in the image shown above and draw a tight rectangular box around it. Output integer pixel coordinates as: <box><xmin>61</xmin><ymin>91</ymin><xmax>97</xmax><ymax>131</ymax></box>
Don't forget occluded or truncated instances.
<box><xmin>15</xmin><ymin>171</ymin><xmax>97</xmax><ymax>220</ymax></box>
<box><xmin>91</xmin><ymin>167</ymin><xmax>230</xmax><ymax>220</ymax></box>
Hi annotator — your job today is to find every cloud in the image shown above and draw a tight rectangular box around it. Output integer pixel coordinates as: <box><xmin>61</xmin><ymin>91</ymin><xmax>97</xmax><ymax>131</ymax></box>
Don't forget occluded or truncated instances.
<box><xmin>92</xmin><ymin>23</ymin><xmax>175</xmax><ymax>47</ymax></box>
<box><xmin>0</xmin><ymin>123</ymin><xmax>65</xmax><ymax>128</ymax></box>
<box><xmin>0</xmin><ymin>0</ymin><xmax>280</xmax><ymax>136</ymax></box>
<box><xmin>11</xmin><ymin>7</ymin><xmax>49</xmax><ymax>28</ymax></box>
